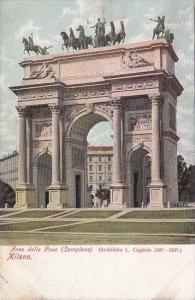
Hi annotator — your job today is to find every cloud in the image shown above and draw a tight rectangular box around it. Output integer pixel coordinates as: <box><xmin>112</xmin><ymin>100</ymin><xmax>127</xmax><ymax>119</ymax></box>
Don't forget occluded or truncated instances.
<box><xmin>0</xmin><ymin>100</ymin><xmax>18</xmax><ymax>156</ymax></box>
<box><xmin>178</xmin><ymin>137</ymin><xmax>195</xmax><ymax>165</ymax></box>
<box><xmin>16</xmin><ymin>20</ymin><xmax>42</xmax><ymax>40</ymax></box>
<box><xmin>0</xmin><ymin>47</ymin><xmax>16</xmax><ymax>68</ymax></box>
<box><xmin>60</xmin><ymin>6</ymin><xmax>77</xmax><ymax>18</ymax></box>
<box><xmin>144</xmin><ymin>5</ymin><xmax>165</xmax><ymax>19</ymax></box>
<box><xmin>87</xmin><ymin>122</ymin><xmax>113</xmax><ymax>146</ymax></box>
<box><xmin>0</xmin><ymin>74</ymin><xmax>8</xmax><ymax>91</ymax></box>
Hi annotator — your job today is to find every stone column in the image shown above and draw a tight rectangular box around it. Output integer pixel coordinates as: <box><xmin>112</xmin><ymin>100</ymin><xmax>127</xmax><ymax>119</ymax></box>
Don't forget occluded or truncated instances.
<box><xmin>17</xmin><ymin>106</ymin><xmax>27</xmax><ymax>184</ymax></box>
<box><xmin>112</xmin><ymin>99</ymin><xmax>122</xmax><ymax>184</ymax></box>
<box><xmin>15</xmin><ymin>107</ymin><xmax>36</xmax><ymax>208</ymax></box>
<box><xmin>110</xmin><ymin>98</ymin><xmax>128</xmax><ymax>208</ymax></box>
<box><xmin>50</xmin><ymin>104</ymin><xmax>60</xmax><ymax>185</ymax></box>
<box><xmin>149</xmin><ymin>94</ymin><xmax>166</xmax><ymax>207</ymax></box>
<box><xmin>59</xmin><ymin>108</ymin><xmax>65</xmax><ymax>184</ymax></box>
<box><xmin>150</xmin><ymin>94</ymin><xmax>161</xmax><ymax>182</ymax></box>
<box><xmin>26</xmin><ymin>112</ymin><xmax>33</xmax><ymax>185</ymax></box>
<box><xmin>48</xmin><ymin>104</ymin><xmax>68</xmax><ymax>208</ymax></box>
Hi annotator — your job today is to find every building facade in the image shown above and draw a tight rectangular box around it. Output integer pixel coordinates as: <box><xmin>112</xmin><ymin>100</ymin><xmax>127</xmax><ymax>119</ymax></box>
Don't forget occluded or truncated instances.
<box><xmin>10</xmin><ymin>39</ymin><xmax>183</xmax><ymax>209</ymax></box>
<box><xmin>0</xmin><ymin>151</ymin><xmax>18</xmax><ymax>189</ymax></box>
<box><xmin>87</xmin><ymin>146</ymin><xmax>113</xmax><ymax>194</ymax></box>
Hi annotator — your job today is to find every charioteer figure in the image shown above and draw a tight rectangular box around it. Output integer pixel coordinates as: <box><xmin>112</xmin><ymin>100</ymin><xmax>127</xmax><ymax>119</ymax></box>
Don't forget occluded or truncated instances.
<box><xmin>90</xmin><ymin>17</ymin><xmax>106</xmax><ymax>47</ymax></box>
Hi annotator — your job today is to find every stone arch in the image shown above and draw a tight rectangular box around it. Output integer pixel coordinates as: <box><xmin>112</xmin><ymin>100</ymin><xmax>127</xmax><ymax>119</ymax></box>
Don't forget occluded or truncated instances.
<box><xmin>127</xmin><ymin>143</ymin><xmax>152</xmax><ymax>162</ymax></box>
<box><xmin>34</xmin><ymin>152</ymin><xmax>52</xmax><ymax>208</ymax></box>
<box><xmin>126</xmin><ymin>145</ymin><xmax>151</xmax><ymax>207</ymax></box>
<box><xmin>34</xmin><ymin>148</ymin><xmax>52</xmax><ymax>167</ymax></box>
<box><xmin>65</xmin><ymin>106</ymin><xmax>112</xmax><ymax>138</ymax></box>
<box><xmin>64</xmin><ymin>103</ymin><xmax>113</xmax><ymax>208</ymax></box>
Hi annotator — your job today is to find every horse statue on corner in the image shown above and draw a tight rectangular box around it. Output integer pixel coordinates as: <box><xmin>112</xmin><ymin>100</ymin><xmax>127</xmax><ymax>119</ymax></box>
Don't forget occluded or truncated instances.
<box><xmin>22</xmin><ymin>37</ymin><xmax>43</xmax><ymax>55</ymax></box>
<box><xmin>76</xmin><ymin>25</ymin><xmax>93</xmax><ymax>49</ymax></box>
<box><xmin>150</xmin><ymin>16</ymin><xmax>165</xmax><ymax>39</ymax></box>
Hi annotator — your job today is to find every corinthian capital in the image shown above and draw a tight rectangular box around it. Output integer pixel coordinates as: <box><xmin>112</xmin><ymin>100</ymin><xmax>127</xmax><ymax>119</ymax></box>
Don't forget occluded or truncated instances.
<box><xmin>111</xmin><ymin>97</ymin><xmax>122</xmax><ymax>109</ymax></box>
<box><xmin>49</xmin><ymin>104</ymin><xmax>61</xmax><ymax>114</ymax></box>
<box><xmin>149</xmin><ymin>93</ymin><xmax>163</xmax><ymax>105</ymax></box>
<box><xmin>16</xmin><ymin>106</ymin><xmax>26</xmax><ymax>117</ymax></box>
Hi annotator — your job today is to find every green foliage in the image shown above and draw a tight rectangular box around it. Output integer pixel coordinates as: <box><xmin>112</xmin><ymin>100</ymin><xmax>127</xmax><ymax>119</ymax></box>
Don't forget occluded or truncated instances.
<box><xmin>177</xmin><ymin>155</ymin><xmax>193</xmax><ymax>200</ymax></box>
<box><xmin>0</xmin><ymin>180</ymin><xmax>15</xmax><ymax>208</ymax></box>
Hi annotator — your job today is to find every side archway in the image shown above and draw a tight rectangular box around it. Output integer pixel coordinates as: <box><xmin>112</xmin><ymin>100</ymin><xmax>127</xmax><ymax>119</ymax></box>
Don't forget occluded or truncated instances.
<box><xmin>35</xmin><ymin>152</ymin><xmax>52</xmax><ymax>208</ymax></box>
<box><xmin>127</xmin><ymin>145</ymin><xmax>151</xmax><ymax>207</ymax></box>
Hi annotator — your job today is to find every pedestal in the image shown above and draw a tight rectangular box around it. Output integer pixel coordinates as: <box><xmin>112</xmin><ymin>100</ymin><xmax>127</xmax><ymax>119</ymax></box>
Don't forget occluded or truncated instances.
<box><xmin>48</xmin><ymin>185</ymin><xmax>68</xmax><ymax>208</ymax></box>
<box><xmin>148</xmin><ymin>181</ymin><xmax>167</xmax><ymax>208</ymax></box>
<box><xmin>15</xmin><ymin>184</ymin><xmax>36</xmax><ymax>208</ymax></box>
<box><xmin>109</xmin><ymin>184</ymin><xmax>128</xmax><ymax>209</ymax></box>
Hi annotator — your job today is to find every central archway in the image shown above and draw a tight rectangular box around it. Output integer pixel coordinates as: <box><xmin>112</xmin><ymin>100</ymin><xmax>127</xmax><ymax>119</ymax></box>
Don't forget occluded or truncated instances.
<box><xmin>65</xmin><ymin>110</ymin><xmax>113</xmax><ymax>208</ymax></box>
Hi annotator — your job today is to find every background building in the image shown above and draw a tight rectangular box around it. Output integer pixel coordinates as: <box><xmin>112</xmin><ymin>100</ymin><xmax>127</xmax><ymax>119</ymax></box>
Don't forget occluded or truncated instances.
<box><xmin>87</xmin><ymin>146</ymin><xmax>113</xmax><ymax>194</ymax></box>
<box><xmin>0</xmin><ymin>151</ymin><xmax>18</xmax><ymax>189</ymax></box>
<box><xmin>0</xmin><ymin>147</ymin><xmax>113</xmax><ymax>198</ymax></box>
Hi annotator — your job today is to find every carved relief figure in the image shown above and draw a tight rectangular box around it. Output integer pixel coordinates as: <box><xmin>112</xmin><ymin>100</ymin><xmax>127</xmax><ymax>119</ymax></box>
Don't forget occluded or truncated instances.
<box><xmin>25</xmin><ymin>63</ymin><xmax>55</xmax><ymax>80</ymax></box>
<box><xmin>128</xmin><ymin>113</ymin><xmax>152</xmax><ymax>131</ymax></box>
<box><xmin>122</xmin><ymin>50</ymin><xmax>153</xmax><ymax>68</ymax></box>
<box><xmin>35</xmin><ymin>122</ymin><xmax>52</xmax><ymax>138</ymax></box>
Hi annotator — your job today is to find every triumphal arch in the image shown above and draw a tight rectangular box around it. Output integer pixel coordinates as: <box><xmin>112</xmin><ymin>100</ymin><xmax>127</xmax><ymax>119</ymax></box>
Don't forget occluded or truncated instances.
<box><xmin>11</xmin><ymin>39</ymin><xmax>183</xmax><ymax>209</ymax></box>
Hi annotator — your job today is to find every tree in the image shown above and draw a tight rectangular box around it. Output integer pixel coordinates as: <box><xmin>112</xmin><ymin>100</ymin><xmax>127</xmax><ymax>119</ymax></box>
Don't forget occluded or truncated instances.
<box><xmin>177</xmin><ymin>155</ymin><xmax>192</xmax><ymax>201</ymax></box>
<box><xmin>0</xmin><ymin>180</ymin><xmax>15</xmax><ymax>208</ymax></box>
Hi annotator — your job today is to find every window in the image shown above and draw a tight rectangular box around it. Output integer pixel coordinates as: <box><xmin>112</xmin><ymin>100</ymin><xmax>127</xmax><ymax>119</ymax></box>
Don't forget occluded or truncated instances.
<box><xmin>108</xmin><ymin>155</ymin><xmax>112</xmax><ymax>161</ymax></box>
<box><xmin>98</xmin><ymin>165</ymin><xmax>102</xmax><ymax>171</ymax></box>
<box><xmin>98</xmin><ymin>156</ymin><xmax>101</xmax><ymax>162</ymax></box>
<box><xmin>99</xmin><ymin>175</ymin><xmax>102</xmax><ymax>181</ymax></box>
<box><xmin>89</xmin><ymin>165</ymin><xmax>93</xmax><ymax>171</ymax></box>
<box><xmin>108</xmin><ymin>175</ymin><xmax>112</xmax><ymax>182</ymax></box>
<box><xmin>89</xmin><ymin>156</ymin><xmax>92</xmax><ymax>162</ymax></box>
<box><xmin>89</xmin><ymin>175</ymin><xmax>93</xmax><ymax>182</ymax></box>
<box><xmin>108</xmin><ymin>165</ymin><xmax>112</xmax><ymax>171</ymax></box>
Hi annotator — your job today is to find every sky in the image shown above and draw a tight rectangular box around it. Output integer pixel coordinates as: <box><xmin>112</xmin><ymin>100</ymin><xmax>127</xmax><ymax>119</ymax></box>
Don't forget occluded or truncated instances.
<box><xmin>0</xmin><ymin>0</ymin><xmax>194</xmax><ymax>164</ymax></box>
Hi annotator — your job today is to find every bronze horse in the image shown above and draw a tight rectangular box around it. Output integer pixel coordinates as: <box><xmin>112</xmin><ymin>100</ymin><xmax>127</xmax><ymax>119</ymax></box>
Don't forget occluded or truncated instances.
<box><xmin>76</xmin><ymin>25</ymin><xmax>93</xmax><ymax>49</ymax></box>
<box><xmin>105</xmin><ymin>21</ymin><xmax>125</xmax><ymax>45</ymax></box>
<box><xmin>61</xmin><ymin>31</ymin><xmax>70</xmax><ymax>50</ymax></box>
<box><xmin>113</xmin><ymin>21</ymin><xmax>126</xmax><ymax>45</ymax></box>
<box><xmin>105</xmin><ymin>21</ymin><xmax>116</xmax><ymax>45</ymax></box>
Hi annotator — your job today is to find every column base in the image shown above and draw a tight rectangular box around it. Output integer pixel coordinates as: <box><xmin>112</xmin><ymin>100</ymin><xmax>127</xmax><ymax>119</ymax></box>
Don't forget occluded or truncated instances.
<box><xmin>48</xmin><ymin>184</ymin><xmax>68</xmax><ymax>208</ymax></box>
<box><xmin>15</xmin><ymin>184</ymin><xmax>36</xmax><ymax>208</ymax></box>
<box><xmin>109</xmin><ymin>184</ymin><xmax>128</xmax><ymax>209</ymax></box>
<box><xmin>148</xmin><ymin>181</ymin><xmax>167</xmax><ymax>208</ymax></box>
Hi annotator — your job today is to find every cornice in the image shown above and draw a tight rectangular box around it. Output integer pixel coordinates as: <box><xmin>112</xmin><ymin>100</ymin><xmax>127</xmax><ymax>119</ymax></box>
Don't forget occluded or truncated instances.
<box><xmin>9</xmin><ymin>81</ymin><xmax>67</xmax><ymax>96</ymax></box>
<box><xmin>19</xmin><ymin>39</ymin><xmax>178</xmax><ymax>66</ymax></box>
<box><xmin>163</xmin><ymin>131</ymin><xmax>180</xmax><ymax>142</ymax></box>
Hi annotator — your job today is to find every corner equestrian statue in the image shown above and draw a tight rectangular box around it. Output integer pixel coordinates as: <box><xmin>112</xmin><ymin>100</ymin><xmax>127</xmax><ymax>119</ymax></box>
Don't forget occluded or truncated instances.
<box><xmin>23</xmin><ymin>33</ymin><xmax>52</xmax><ymax>55</ymax></box>
<box><xmin>150</xmin><ymin>16</ymin><xmax>165</xmax><ymax>39</ymax></box>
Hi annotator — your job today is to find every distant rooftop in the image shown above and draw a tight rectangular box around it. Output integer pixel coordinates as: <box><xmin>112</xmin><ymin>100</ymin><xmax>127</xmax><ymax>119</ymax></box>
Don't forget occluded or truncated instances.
<box><xmin>0</xmin><ymin>150</ymin><xmax>18</xmax><ymax>162</ymax></box>
<box><xmin>87</xmin><ymin>146</ymin><xmax>113</xmax><ymax>152</ymax></box>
